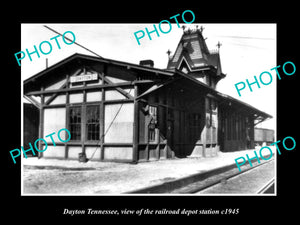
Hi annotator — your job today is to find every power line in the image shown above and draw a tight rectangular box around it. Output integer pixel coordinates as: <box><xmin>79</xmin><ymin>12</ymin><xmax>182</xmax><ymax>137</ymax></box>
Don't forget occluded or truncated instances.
<box><xmin>44</xmin><ymin>25</ymin><xmax>130</xmax><ymax>162</ymax></box>
<box><xmin>89</xmin><ymin>88</ymin><xmax>133</xmax><ymax>161</ymax></box>
<box><xmin>43</xmin><ymin>25</ymin><xmax>103</xmax><ymax>58</ymax></box>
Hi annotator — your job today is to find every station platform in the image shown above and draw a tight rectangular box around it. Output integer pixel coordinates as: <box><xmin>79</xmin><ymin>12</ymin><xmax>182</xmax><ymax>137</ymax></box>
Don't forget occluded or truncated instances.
<box><xmin>22</xmin><ymin>147</ymin><xmax>276</xmax><ymax>195</ymax></box>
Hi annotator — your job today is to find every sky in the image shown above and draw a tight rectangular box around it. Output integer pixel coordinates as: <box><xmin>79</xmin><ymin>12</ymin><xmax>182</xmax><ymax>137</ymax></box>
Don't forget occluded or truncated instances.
<box><xmin>21</xmin><ymin>23</ymin><xmax>276</xmax><ymax>130</ymax></box>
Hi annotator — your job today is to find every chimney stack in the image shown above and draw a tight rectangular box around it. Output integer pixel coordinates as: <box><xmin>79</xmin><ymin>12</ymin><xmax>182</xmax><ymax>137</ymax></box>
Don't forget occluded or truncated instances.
<box><xmin>139</xmin><ymin>59</ymin><xmax>154</xmax><ymax>67</ymax></box>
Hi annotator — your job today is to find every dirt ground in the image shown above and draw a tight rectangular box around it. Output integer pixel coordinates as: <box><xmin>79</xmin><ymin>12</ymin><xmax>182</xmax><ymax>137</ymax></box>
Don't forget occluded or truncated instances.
<box><xmin>22</xmin><ymin>147</ymin><xmax>276</xmax><ymax>195</ymax></box>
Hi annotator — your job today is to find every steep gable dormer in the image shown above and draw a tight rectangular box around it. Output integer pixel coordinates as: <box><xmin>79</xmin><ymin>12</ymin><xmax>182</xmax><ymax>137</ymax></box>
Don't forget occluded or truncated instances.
<box><xmin>166</xmin><ymin>26</ymin><xmax>225</xmax><ymax>89</ymax></box>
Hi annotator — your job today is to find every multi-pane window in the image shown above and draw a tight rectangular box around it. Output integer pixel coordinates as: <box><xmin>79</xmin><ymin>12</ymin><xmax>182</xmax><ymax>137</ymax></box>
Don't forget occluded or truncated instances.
<box><xmin>148</xmin><ymin>105</ymin><xmax>157</xmax><ymax>142</ymax></box>
<box><xmin>69</xmin><ymin>106</ymin><xmax>81</xmax><ymax>141</ymax></box>
<box><xmin>86</xmin><ymin>105</ymin><xmax>100</xmax><ymax>141</ymax></box>
<box><xmin>69</xmin><ymin>105</ymin><xmax>100</xmax><ymax>141</ymax></box>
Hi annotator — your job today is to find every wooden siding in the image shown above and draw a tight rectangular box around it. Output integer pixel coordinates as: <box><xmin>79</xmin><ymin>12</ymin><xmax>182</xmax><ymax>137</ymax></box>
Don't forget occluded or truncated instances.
<box><xmin>26</xmin><ymin>63</ymin><xmax>137</xmax><ymax>162</ymax></box>
<box><xmin>24</xmin><ymin>54</ymin><xmax>266</xmax><ymax>163</ymax></box>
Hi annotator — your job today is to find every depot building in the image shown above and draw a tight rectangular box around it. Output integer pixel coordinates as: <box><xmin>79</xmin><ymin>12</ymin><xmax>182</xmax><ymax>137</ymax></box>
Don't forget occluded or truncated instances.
<box><xmin>23</xmin><ymin>27</ymin><xmax>272</xmax><ymax>163</ymax></box>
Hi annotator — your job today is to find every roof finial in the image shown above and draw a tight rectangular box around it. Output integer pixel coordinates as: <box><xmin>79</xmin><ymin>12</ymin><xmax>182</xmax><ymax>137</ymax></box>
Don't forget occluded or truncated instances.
<box><xmin>200</xmin><ymin>26</ymin><xmax>205</xmax><ymax>33</ymax></box>
<box><xmin>216</xmin><ymin>41</ymin><xmax>222</xmax><ymax>51</ymax></box>
<box><xmin>166</xmin><ymin>49</ymin><xmax>172</xmax><ymax>57</ymax></box>
<box><xmin>166</xmin><ymin>49</ymin><xmax>172</xmax><ymax>60</ymax></box>
<box><xmin>181</xmin><ymin>25</ymin><xmax>186</xmax><ymax>32</ymax></box>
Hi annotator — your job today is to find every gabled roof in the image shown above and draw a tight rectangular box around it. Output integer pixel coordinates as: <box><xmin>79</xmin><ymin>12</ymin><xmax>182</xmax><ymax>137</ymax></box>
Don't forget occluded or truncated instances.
<box><xmin>167</xmin><ymin>29</ymin><xmax>223</xmax><ymax>76</ymax></box>
<box><xmin>137</xmin><ymin>68</ymin><xmax>272</xmax><ymax>120</ymax></box>
<box><xmin>24</xmin><ymin>53</ymin><xmax>173</xmax><ymax>94</ymax></box>
<box><xmin>176</xmin><ymin>70</ymin><xmax>271</xmax><ymax>117</ymax></box>
<box><xmin>24</xmin><ymin>52</ymin><xmax>272</xmax><ymax>121</ymax></box>
<box><xmin>24</xmin><ymin>53</ymin><xmax>173</xmax><ymax>85</ymax></box>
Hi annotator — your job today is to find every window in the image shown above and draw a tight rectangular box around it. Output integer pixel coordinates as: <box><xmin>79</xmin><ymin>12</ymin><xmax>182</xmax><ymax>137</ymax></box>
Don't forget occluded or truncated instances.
<box><xmin>86</xmin><ymin>105</ymin><xmax>100</xmax><ymax>141</ymax></box>
<box><xmin>69</xmin><ymin>106</ymin><xmax>81</xmax><ymax>141</ymax></box>
<box><xmin>181</xmin><ymin>66</ymin><xmax>189</xmax><ymax>74</ymax></box>
<box><xmin>206</xmin><ymin>97</ymin><xmax>217</xmax><ymax>128</ymax></box>
<box><xmin>148</xmin><ymin>105</ymin><xmax>157</xmax><ymax>142</ymax></box>
<box><xmin>69</xmin><ymin>105</ymin><xmax>100</xmax><ymax>142</ymax></box>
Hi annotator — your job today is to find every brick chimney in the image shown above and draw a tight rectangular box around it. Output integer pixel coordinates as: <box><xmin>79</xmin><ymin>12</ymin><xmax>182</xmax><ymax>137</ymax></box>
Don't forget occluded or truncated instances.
<box><xmin>139</xmin><ymin>59</ymin><xmax>154</xmax><ymax>67</ymax></box>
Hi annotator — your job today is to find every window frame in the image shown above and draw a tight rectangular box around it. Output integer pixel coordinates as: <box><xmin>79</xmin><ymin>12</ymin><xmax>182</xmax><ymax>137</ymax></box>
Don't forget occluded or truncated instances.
<box><xmin>68</xmin><ymin>105</ymin><xmax>82</xmax><ymax>142</ymax></box>
<box><xmin>68</xmin><ymin>104</ymin><xmax>101</xmax><ymax>143</ymax></box>
<box><xmin>148</xmin><ymin>105</ymin><xmax>158</xmax><ymax>143</ymax></box>
<box><xmin>85</xmin><ymin>104</ymin><xmax>100</xmax><ymax>142</ymax></box>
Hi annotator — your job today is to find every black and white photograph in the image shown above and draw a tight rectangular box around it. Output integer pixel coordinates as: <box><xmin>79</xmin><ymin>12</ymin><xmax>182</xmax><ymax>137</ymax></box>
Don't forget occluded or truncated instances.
<box><xmin>21</xmin><ymin>23</ymin><xmax>277</xmax><ymax>195</ymax></box>
<box><xmin>4</xmin><ymin>5</ymin><xmax>298</xmax><ymax>221</ymax></box>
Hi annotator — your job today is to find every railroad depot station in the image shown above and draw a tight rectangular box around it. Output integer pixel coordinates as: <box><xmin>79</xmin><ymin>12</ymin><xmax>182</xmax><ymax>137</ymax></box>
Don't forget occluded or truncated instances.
<box><xmin>23</xmin><ymin>27</ymin><xmax>273</xmax><ymax>163</ymax></box>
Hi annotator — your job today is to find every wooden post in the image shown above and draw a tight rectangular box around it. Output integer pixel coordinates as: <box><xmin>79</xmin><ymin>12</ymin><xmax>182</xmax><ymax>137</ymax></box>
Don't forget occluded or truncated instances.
<box><xmin>100</xmin><ymin>72</ymin><xmax>105</xmax><ymax>160</ymax></box>
<box><xmin>81</xmin><ymin>78</ymin><xmax>87</xmax><ymax>156</ymax></box>
<box><xmin>166</xmin><ymin>88</ymin><xmax>170</xmax><ymax>158</ymax></box>
<box><xmin>157</xmin><ymin>97</ymin><xmax>161</xmax><ymax>160</ymax></box>
<box><xmin>203</xmin><ymin>97</ymin><xmax>208</xmax><ymax>157</ymax></box>
<box><xmin>65</xmin><ymin>74</ymin><xmax>70</xmax><ymax>159</ymax></box>
<box><xmin>132</xmin><ymin>84</ymin><xmax>139</xmax><ymax>163</ymax></box>
<box><xmin>65</xmin><ymin>106</ymin><xmax>69</xmax><ymax>159</ymax></box>
<box><xmin>81</xmin><ymin>105</ymin><xmax>86</xmax><ymax>155</ymax></box>
<box><xmin>38</xmin><ymin>87</ymin><xmax>44</xmax><ymax>158</ymax></box>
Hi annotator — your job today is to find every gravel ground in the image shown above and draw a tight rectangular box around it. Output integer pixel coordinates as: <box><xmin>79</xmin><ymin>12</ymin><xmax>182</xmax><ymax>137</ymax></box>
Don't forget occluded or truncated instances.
<box><xmin>22</xmin><ymin>147</ymin><xmax>276</xmax><ymax>195</ymax></box>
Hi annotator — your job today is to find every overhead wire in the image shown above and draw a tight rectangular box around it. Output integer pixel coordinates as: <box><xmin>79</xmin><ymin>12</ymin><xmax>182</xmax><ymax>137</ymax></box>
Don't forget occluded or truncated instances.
<box><xmin>43</xmin><ymin>25</ymin><xmax>103</xmax><ymax>58</ymax></box>
<box><xmin>89</xmin><ymin>88</ymin><xmax>133</xmax><ymax>161</ymax></box>
<box><xmin>43</xmin><ymin>25</ymin><xmax>132</xmax><ymax>162</ymax></box>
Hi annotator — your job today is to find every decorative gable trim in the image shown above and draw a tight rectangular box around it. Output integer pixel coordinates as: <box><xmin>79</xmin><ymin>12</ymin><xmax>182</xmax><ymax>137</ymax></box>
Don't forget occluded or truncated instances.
<box><xmin>177</xmin><ymin>56</ymin><xmax>192</xmax><ymax>73</ymax></box>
